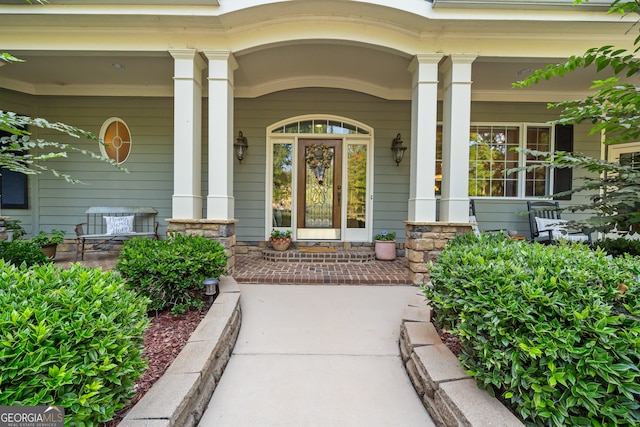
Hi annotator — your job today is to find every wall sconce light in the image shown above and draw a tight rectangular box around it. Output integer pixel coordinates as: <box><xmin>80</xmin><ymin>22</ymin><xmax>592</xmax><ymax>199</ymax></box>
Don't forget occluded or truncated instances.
<box><xmin>234</xmin><ymin>131</ymin><xmax>248</xmax><ymax>163</ymax></box>
<box><xmin>391</xmin><ymin>133</ymin><xmax>407</xmax><ymax>166</ymax></box>
<box><xmin>202</xmin><ymin>277</ymin><xmax>219</xmax><ymax>306</ymax></box>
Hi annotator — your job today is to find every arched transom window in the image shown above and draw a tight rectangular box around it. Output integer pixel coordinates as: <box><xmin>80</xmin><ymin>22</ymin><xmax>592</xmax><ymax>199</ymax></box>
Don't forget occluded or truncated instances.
<box><xmin>271</xmin><ymin>118</ymin><xmax>370</xmax><ymax>135</ymax></box>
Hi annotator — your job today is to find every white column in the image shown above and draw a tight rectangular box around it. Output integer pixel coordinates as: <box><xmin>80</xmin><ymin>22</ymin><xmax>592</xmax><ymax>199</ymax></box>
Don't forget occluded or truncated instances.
<box><xmin>203</xmin><ymin>50</ymin><xmax>238</xmax><ymax>220</ymax></box>
<box><xmin>169</xmin><ymin>49</ymin><xmax>205</xmax><ymax>219</ymax></box>
<box><xmin>407</xmin><ymin>53</ymin><xmax>443</xmax><ymax>222</ymax></box>
<box><xmin>440</xmin><ymin>54</ymin><xmax>477</xmax><ymax>222</ymax></box>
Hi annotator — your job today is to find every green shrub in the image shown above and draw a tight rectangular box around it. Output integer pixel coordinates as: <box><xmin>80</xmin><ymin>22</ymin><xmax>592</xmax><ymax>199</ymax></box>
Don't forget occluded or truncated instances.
<box><xmin>423</xmin><ymin>234</ymin><xmax>640</xmax><ymax>427</ymax></box>
<box><xmin>0</xmin><ymin>260</ymin><xmax>149</xmax><ymax>426</ymax></box>
<box><xmin>0</xmin><ymin>240</ymin><xmax>48</xmax><ymax>266</ymax></box>
<box><xmin>116</xmin><ymin>233</ymin><xmax>228</xmax><ymax>313</ymax></box>
<box><xmin>595</xmin><ymin>237</ymin><xmax>640</xmax><ymax>258</ymax></box>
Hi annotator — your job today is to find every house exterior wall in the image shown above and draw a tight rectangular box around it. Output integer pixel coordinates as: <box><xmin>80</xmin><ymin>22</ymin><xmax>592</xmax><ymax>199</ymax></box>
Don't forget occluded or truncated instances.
<box><xmin>0</xmin><ymin>88</ymin><xmax>175</xmax><ymax>237</ymax></box>
<box><xmin>469</xmin><ymin>102</ymin><xmax>601</xmax><ymax>237</ymax></box>
<box><xmin>0</xmin><ymin>86</ymin><xmax>600</xmax><ymax>241</ymax></box>
<box><xmin>1</xmin><ymin>89</ymin><xmax>36</xmax><ymax>236</ymax></box>
<box><xmin>233</xmin><ymin>91</ymin><xmax>600</xmax><ymax>242</ymax></box>
<box><xmin>233</xmin><ymin>88</ymin><xmax>411</xmax><ymax>242</ymax></box>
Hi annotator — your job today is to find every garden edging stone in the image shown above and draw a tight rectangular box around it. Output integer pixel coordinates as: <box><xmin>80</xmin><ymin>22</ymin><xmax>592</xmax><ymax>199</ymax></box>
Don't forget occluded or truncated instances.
<box><xmin>118</xmin><ymin>276</ymin><xmax>241</xmax><ymax>427</ymax></box>
<box><xmin>401</xmin><ymin>290</ymin><xmax>524</xmax><ymax>427</ymax></box>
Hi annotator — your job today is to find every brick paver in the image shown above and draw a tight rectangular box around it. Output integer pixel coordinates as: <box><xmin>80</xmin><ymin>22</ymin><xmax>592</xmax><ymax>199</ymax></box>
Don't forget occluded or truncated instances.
<box><xmin>54</xmin><ymin>249</ymin><xmax>414</xmax><ymax>285</ymax></box>
<box><xmin>234</xmin><ymin>253</ymin><xmax>412</xmax><ymax>285</ymax></box>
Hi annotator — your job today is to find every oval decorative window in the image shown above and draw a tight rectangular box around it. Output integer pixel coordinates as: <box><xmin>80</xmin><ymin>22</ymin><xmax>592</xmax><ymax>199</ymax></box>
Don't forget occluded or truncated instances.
<box><xmin>99</xmin><ymin>117</ymin><xmax>132</xmax><ymax>164</ymax></box>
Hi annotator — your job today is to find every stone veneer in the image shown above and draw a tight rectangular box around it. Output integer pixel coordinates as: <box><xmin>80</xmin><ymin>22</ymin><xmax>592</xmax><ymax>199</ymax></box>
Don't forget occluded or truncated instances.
<box><xmin>166</xmin><ymin>219</ymin><xmax>237</xmax><ymax>274</ymax></box>
<box><xmin>401</xmin><ymin>291</ymin><xmax>525</xmax><ymax>427</ymax></box>
<box><xmin>119</xmin><ymin>276</ymin><xmax>241</xmax><ymax>427</ymax></box>
<box><xmin>405</xmin><ymin>221</ymin><xmax>473</xmax><ymax>285</ymax></box>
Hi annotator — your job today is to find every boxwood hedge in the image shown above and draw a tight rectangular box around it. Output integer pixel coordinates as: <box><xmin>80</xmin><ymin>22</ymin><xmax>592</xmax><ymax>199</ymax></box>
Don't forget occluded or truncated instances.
<box><xmin>116</xmin><ymin>233</ymin><xmax>227</xmax><ymax>314</ymax></box>
<box><xmin>0</xmin><ymin>240</ymin><xmax>48</xmax><ymax>267</ymax></box>
<box><xmin>423</xmin><ymin>233</ymin><xmax>640</xmax><ymax>427</ymax></box>
<box><xmin>595</xmin><ymin>237</ymin><xmax>640</xmax><ymax>258</ymax></box>
<box><xmin>0</xmin><ymin>260</ymin><xmax>150</xmax><ymax>426</ymax></box>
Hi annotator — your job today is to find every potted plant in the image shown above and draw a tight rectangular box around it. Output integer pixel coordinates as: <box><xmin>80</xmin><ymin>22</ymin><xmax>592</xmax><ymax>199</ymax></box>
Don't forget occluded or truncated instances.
<box><xmin>31</xmin><ymin>229</ymin><xmax>65</xmax><ymax>259</ymax></box>
<box><xmin>374</xmin><ymin>230</ymin><xmax>396</xmax><ymax>261</ymax></box>
<box><xmin>269</xmin><ymin>229</ymin><xmax>292</xmax><ymax>251</ymax></box>
<box><xmin>5</xmin><ymin>219</ymin><xmax>26</xmax><ymax>242</ymax></box>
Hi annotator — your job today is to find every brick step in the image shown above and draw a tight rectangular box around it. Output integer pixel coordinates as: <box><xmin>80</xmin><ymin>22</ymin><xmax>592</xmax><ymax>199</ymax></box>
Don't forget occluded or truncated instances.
<box><xmin>262</xmin><ymin>249</ymin><xmax>376</xmax><ymax>263</ymax></box>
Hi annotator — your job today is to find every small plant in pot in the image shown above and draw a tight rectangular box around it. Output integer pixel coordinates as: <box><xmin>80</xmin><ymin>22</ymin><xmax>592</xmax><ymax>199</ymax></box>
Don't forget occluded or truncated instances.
<box><xmin>374</xmin><ymin>230</ymin><xmax>396</xmax><ymax>261</ymax></box>
<box><xmin>269</xmin><ymin>229</ymin><xmax>292</xmax><ymax>251</ymax></box>
<box><xmin>5</xmin><ymin>219</ymin><xmax>26</xmax><ymax>241</ymax></box>
<box><xmin>31</xmin><ymin>229</ymin><xmax>65</xmax><ymax>259</ymax></box>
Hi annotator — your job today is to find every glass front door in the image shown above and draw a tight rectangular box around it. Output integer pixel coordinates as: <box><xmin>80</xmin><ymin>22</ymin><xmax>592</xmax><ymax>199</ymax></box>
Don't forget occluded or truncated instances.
<box><xmin>297</xmin><ymin>139</ymin><xmax>342</xmax><ymax>239</ymax></box>
<box><xmin>267</xmin><ymin>115</ymin><xmax>373</xmax><ymax>242</ymax></box>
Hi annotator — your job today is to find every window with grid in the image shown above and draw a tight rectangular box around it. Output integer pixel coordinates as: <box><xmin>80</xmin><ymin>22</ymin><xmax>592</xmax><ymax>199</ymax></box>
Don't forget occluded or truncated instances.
<box><xmin>436</xmin><ymin>123</ymin><xmax>553</xmax><ymax>198</ymax></box>
<box><xmin>469</xmin><ymin>125</ymin><xmax>520</xmax><ymax>197</ymax></box>
<box><xmin>619</xmin><ymin>152</ymin><xmax>640</xmax><ymax>170</ymax></box>
<box><xmin>524</xmin><ymin>126</ymin><xmax>552</xmax><ymax>197</ymax></box>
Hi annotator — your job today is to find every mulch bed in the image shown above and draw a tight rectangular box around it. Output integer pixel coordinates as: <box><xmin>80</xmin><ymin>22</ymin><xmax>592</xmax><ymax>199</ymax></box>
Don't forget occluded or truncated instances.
<box><xmin>431</xmin><ymin>314</ymin><xmax>463</xmax><ymax>356</ymax></box>
<box><xmin>100</xmin><ymin>308</ymin><xmax>207</xmax><ymax>427</ymax></box>
<box><xmin>438</xmin><ymin>328</ymin><xmax>463</xmax><ymax>356</ymax></box>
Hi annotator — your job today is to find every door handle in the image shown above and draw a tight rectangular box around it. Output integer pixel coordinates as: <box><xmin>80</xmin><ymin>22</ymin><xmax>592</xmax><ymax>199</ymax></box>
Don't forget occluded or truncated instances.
<box><xmin>337</xmin><ymin>185</ymin><xmax>342</xmax><ymax>204</ymax></box>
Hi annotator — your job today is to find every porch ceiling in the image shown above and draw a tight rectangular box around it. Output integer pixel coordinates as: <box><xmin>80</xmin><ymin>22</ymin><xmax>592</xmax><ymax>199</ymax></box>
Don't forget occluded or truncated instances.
<box><xmin>0</xmin><ymin>45</ymin><xmax>630</xmax><ymax>102</ymax></box>
<box><xmin>1</xmin><ymin>1</ymin><xmax>635</xmax><ymax>101</ymax></box>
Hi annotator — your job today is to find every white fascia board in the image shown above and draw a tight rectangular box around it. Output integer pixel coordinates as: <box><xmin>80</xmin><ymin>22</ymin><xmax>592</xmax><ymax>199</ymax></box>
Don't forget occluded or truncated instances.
<box><xmin>0</xmin><ymin>0</ymin><xmax>219</xmax><ymax>4</ymax></box>
<box><xmin>431</xmin><ymin>0</ymin><xmax>610</xmax><ymax>10</ymax></box>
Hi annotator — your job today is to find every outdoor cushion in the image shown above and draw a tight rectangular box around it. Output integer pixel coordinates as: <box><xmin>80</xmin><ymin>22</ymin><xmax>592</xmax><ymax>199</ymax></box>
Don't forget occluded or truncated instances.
<box><xmin>104</xmin><ymin>215</ymin><xmax>134</xmax><ymax>235</ymax></box>
<box><xmin>469</xmin><ymin>215</ymin><xmax>480</xmax><ymax>236</ymax></box>
<box><xmin>534</xmin><ymin>217</ymin><xmax>588</xmax><ymax>242</ymax></box>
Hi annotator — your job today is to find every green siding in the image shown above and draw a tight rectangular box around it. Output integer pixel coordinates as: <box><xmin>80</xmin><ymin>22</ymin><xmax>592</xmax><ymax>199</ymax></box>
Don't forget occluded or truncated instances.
<box><xmin>1</xmin><ymin>87</ymin><xmax>603</xmax><ymax>243</ymax></box>
<box><xmin>234</xmin><ymin>88</ymin><xmax>411</xmax><ymax>241</ymax></box>
<box><xmin>1</xmin><ymin>89</ymin><xmax>37</xmax><ymax>235</ymax></box>
<box><xmin>1</xmin><ymin>90</ymin><xmax>174</xmax><ymax>237</ymax></box>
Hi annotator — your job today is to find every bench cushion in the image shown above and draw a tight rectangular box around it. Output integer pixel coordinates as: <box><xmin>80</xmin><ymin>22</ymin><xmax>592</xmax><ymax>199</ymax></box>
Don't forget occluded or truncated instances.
<box><xmin>105</xmin><ymin>215</ymin><xmax>134</xmax><ymax>234</ymax></box>
<box><xmin>535</xmin><ymin>217</ymin><xmax>589</xmax><ymax>242</ymax></box>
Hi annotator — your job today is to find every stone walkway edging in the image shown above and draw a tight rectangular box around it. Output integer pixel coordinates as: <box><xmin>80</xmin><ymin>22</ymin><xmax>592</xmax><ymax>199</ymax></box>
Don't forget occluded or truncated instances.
<box><xmin>401</xmin><ymin>291</ymin><xmax>524</xmax><ymax>427</ymax></box>
<box><xmin>118</xmin><ymin>276</ymin><xmax>242</xmax><ymax>427</ymax></box>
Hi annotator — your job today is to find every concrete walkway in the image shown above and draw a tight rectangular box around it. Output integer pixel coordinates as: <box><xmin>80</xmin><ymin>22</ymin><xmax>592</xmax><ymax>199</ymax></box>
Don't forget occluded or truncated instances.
<box><xmin>198</xmin><ymin>285</ymin><xmax>434</xmax><ymax>427</ymax></box>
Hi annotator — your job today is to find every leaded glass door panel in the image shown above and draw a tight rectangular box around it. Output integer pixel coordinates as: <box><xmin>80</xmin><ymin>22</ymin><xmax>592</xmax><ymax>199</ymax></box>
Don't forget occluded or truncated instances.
<box><xmin>296</xmin><ymin>139</ymin><xmax>342</xmax><ymax>239</ymax></box>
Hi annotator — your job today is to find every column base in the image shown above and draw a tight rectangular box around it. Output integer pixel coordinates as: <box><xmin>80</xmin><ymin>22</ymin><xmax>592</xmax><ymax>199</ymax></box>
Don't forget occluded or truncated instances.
<box><xmin>171</xmin><ymin>195</ymin><xmax>203</xmax><ymax>220</ymax></box>
<box><xmin>166</xmin><ymin>218</ymin><xmax>237</xmax><ymax>274</ymax></box>
<box><xmin>404</xmin><ymin>221</ymin><xmax>473</xmax><ymax>285</ymax></box>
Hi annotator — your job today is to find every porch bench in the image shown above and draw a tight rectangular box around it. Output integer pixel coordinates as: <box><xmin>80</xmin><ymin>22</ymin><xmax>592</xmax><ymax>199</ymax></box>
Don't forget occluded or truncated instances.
<box><xmin>74</xmin><ymin>206</ymin><xmax>159</xmax><ymax>261</ymax></box>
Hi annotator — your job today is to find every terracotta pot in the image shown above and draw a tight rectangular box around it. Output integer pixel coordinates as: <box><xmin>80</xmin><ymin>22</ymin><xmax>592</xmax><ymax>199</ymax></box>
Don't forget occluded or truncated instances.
<box><xmin>40</xmin><ymin>243</ymin><xmax>58</xmax><ymax>260</ymax></box>
<box><xmin>375</xmin><ymin>240</ymin><xmax>396</xmax><ymax>261</ymax></box>
<box><xmin>270</xmin><ymin>238</ymin><xmax>291</xmax><ymax>251</ymax></box>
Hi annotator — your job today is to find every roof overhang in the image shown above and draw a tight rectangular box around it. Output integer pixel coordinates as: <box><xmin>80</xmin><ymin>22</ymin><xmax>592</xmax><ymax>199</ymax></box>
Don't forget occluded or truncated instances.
<box><xmin>0</xmin><ymin>0</ymin><xmax>219</xmax><ymax>4</ymax></box>
<box><xmin>431</xmin><ymin>0</ymin><xmax>611</xmax><ymax>9</ymax></box>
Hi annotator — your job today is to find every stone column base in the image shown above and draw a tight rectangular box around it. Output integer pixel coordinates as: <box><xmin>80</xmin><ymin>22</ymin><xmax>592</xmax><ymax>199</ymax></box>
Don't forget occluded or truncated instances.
<box><xmin>405</xmin><ymin>221</ymin><xmax>473</xmax><ymax>285</ymax></box>
<box><xmin>166</xmin><ymin>218</ymin><xmax>237</xmax><ymax>274</ymax></box>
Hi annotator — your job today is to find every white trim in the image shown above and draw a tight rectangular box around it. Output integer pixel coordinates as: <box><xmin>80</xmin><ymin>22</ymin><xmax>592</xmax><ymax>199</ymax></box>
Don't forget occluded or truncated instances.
<box><xmin>0</xmin><ymin>78</ymin><xmax>599</xmax><ymax>102</ymax></box>
<box><xmin>235</xmin><ymin>76</ymin><xmax>411</xmax><ymax>101</ymax></box>
<box><xmin>432</xmin><ymin>0</ymin><xmax>610</xmax><ymax>9</ymax></box>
